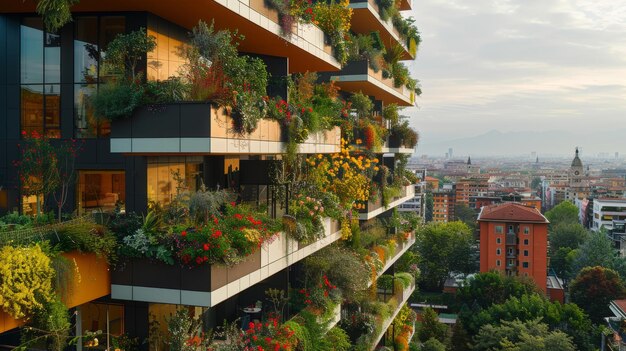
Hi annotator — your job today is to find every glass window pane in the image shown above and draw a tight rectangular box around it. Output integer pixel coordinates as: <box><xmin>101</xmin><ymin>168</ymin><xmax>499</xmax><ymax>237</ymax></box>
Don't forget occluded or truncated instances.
<box><xmin>44</xmin><ymin>84</ymin><xmax>61</xmax><ymax>138</ymax></box>
<box><xmin>44</xmin><ymin>33</ymin><xmax>61</xmax><ymax>83</ymax></box>
<box><xmin>99</xmin><ymin>17</ymin><xmax>125</xmax><ymax>82</ymax></box>
<box><xmin>77</xmin><ymin>170</ymin><xmax>126</xmax><ymax>215</ymax></box>
<box><xmin>21</xmin><ymin>85</ymin><xmax>44</xmax><ymax>135</ymax></box>
<box><xmin>21</xmin><ymin>18</ymin><xmax>44</xmax><ymax>84</ymax></box>
<box><xmin>74</xmin><ymin>17</ymin><xmax>99</xmax><ymax>83</ymax></box>
<box><xmin>74</xmin><ymin>84</ymin><xmax>97</xmax><ymax>138</ymax></box>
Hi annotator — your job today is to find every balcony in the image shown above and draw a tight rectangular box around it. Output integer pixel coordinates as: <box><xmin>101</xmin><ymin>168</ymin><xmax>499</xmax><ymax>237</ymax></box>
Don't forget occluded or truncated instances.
<box><xmin>348</xmin><ymin>0</ymin><xmax>414</xmax><ymax>60</ymax></box>
<box><xmin>506</xmin><ymin>234</ymin><xmax>517</xmax><ymax>245</ymax></box>
<box><xmin>359</xmin><ymin>184</ymin><xmax>416</xmax><ymax>220</ymax></box>
<box><xmin>110</xmin><ymin>102</ymin><xmax>341</xmax><ymax>154</ymax></box>
<box><xmin>380</xmin><ymin>133</ymin><xmax>415</xmax><ymax>154</ymax></box>
<box><xmin>368</xmin><ymin>232</ymin><xmax>416</xmax><ymax>287</ymax></box>
<box><xmin>0</xmin><ymin>252</ymin><xmax>110</xmax><ymax>334</ymax></box>
<box><xmin>321</xmin><ymin>60</ymin><xmax>415</xmax><ymax>106</ymax></box>
<box><xmin>365</xmin><ymin>282</ymin><xmax>416</xmax><ymax>350</ymax></box>
<box><xmin>1</xmin><ymin>0</ymin><xmax>339</xmax><ymax>73</ymax></box>
<box><xmin>111</xmin><ymin>218</ymin><xmax>342</xmax><ymax>307</ymax></box>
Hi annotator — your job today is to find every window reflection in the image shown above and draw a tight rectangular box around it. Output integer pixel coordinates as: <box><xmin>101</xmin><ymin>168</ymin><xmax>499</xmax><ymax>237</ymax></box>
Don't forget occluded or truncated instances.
<box><xmin>77</xmin><ymin>170</ymin><xmax>126</xmax><ymax>215</ymax></box>
<box><xmin>147</xmin><ymin>157</ymin><xmax>203</xmax><ymax>206</ymax></box>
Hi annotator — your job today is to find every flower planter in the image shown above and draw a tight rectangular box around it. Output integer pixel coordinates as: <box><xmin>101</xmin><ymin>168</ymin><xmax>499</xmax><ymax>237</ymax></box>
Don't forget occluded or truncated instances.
<box><xmin>111</xmin><ymin>219</ymin><xmax>342</xmax><ymax>307</ymax></box>
<box><xmin>359</xmin><ymin>184</ymin><xmax>415</xmax><ymax>220</ymax></box>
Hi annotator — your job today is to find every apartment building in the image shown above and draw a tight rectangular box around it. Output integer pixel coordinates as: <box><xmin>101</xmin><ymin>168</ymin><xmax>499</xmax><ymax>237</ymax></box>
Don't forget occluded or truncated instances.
<box><xmin>478</xmin><ymin>202</ymin><xmax>549</xmax><ymax>293</ymax></box>
<box><xmin>0</xmin><ymin>0</ymin><xmax>420</xmax><ymax>349</ymax></box>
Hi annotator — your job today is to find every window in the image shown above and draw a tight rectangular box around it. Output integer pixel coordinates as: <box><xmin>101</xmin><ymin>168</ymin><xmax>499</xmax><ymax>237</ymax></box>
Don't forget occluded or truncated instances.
<box><xmin>522</xmin><ymin>262</ymin><xmax>529</xmax><ymax>268</ymax></box>
<box><xmin>495</xmin><ymin>225</ymin><xmax>503</xmax><ymax>234</ymax></box>
<box><xmin>77</xmin><ymin>170</ymin><xmax>126</xmax><ymax>215</ymax></box>
<box><xmin>147</xmin><ymin>156</ymin><xmax>203</xmax><ymax>206</ymax></box>
<box><xmin>524</xmin><ymin>226</ymin><xmax>530</xmax><ymax>234</ymax></box>
<box><xmin>496</xmin><ymin>238</ymin><xmax>501</xmax><ymax>244</ymax></box>
<box><xmin>74</xmin><ymin>16</ymin><xmax>126</xmax><ymax>138</ymax></box>
<box><xmin>496</xmin><ymin>260</ymin><xmax>501</xmax><ymax>267</ymax></box>
<box><xmin>524</xmin><ymin>239</ymin><xmax>529</xmax><ymax>245</ymax></box>
<box><xmin>496</xmin><ymin>248</ymin><xmax>501</xmax><ymax>255</ymax></box>
<box><xmin>21</xmin><ymin>18</ymin><xmax>61</xmax><ymax>138</ymax></box>
<box><xmin>80</xmin><ymin>302</ymin><xmax>124</xmax><ymax>337</ymax></box>
<box><xmin>508</xmin><ymin>225</ymin><xmax>514</xmax><ymax>233</ymax></box>
<box><xmin>524</xmin><ymin>250</ymin><xmax>529</xmax><ymax>257</ymax></box>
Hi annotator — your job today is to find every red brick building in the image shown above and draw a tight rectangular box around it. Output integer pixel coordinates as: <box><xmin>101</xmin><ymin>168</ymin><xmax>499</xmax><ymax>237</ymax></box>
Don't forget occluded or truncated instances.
<box><xmin>478</xmin><ymin>203</ymin><xmax>549</xmax><ymax>292</ymax></box>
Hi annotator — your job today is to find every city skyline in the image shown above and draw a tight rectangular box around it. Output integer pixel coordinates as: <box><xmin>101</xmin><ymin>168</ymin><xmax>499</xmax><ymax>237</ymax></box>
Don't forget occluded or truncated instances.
<box><xmin>407</xmin><ymin>0</ymin><xmax>626</xmax><ymax>155</ymax></box>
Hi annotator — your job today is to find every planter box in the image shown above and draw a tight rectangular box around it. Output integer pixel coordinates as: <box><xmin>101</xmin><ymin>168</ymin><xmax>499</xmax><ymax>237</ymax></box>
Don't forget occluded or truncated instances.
<box><xmin>110</xmin><ymin>102</ymin><xmax>340</xmax><ymax>154</ymax></box>
<box><xmin>111</xmin><ymin>219</ymin><xmax>342</xmax><ymax>307</ymax></box>
<box><xmin>359</xmin><ymin>184</ymin><xmax>415</xmax><ymax>220</ymax></box>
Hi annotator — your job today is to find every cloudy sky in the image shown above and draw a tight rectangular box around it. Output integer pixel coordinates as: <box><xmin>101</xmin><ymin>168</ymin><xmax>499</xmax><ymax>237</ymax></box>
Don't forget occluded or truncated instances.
<box><xmin>407</xmin><ymin>0</ymin><xmax>626</xmax><ymax>156</ymax></box>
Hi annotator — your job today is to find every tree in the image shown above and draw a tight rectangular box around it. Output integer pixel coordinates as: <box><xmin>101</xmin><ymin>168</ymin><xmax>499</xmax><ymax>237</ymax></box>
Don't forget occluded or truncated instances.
<box><xmin>415</xmin><ymin>222</ymin><xmax>476</xmax><ymax>290</ymax></box>
<box><xmin>473</xmin><ymin>319</ymin><xmax>575</xmax><ymax>351</ymax></box>
<box><xmin>104</xmin><ymin>28</ymin><xmax>157</xmax><ymax>80</ymax></box>
<box><xmin>569</xmin><ymin>266</ymin><xmax>626</xmax><ymax>324</ymax></box>
<box><xmin>449</xmin><ymin>319</ymin><xmax>471</xmax><ymax>351</ymax></box>
<box><xmin>454</xmin><ymin>203</ymin><xmax>477</xmax><ymax>230</ymax></box>
<box><xmin>424</xmin><ymin>192</ymin><xmax>433</xmax><ymax>223</ymax></box>
<box><xmin>549</xmin><ymin>247</ymin><xmax>579</xmax><ymax>280</ymax></box>
<box><xmin>461</xmin><ymin>293</ymin><xmax>593</xmax><ymax>351</ymax></box>
<box><xmin>417</xmin><ymin>308</ymin><xmax>447</xmax><ymax>344</ymax></box>
<box><xmin>573</xmin><ymin>229</ymin><xmax>618</xmax><ymax>274</ymax></box>
<box><xmin>545</xmin><ymin>201</ymin><xmax>579</xmax><ymax>228</ymax></box>
<box><xmin>421</xmin><ymin>338</ymin><xmax>446</xmax><ymax>351</ymax></box>
<box><xmin>456</xmin><ymin>271</ymin><xmax>540</xmax><ymax>309</ymax></box>
<box><xmin>549</xmin><ymin>223</ymin><xmax>589</xmax><ymax>252</ymax></box>
<box><xmin>530</xmin><ymin>177</ymin><xmax>542</xmax><ymax>191</ymax></box>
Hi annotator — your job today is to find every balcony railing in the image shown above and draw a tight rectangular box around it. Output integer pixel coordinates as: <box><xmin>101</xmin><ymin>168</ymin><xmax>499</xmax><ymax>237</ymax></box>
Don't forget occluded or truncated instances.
<box><xmin>367</xmin><ymin>282</ymin><xmax>416</xmax><ymax>350</ymax></box>
<box><xmin>111</xmin><ymin>218</ymin><xmax>342</xmax><ymax>307</ymax></box>
<box><xmin>110</xmin><ymin>102</ymin><xmax>341</xmax><ymax>154</ymax></box>
<box><xmin>367</xmin><ymin>232</ymin><xmax>417</xmax><ymax>287</ymax></box>
<box><xmin>359</xmin><ymin>184</ymin><xmax>416</xmax><ymax>220</ymax></box>
<box><xmin>320</xmin><ymin>60</ymin><xmax>414</xmax><ymax>106</ymax></box>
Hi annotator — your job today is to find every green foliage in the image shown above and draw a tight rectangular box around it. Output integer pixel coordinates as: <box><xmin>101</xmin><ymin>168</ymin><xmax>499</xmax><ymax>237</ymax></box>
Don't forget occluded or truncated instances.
<box><xmin>0</xmin><ymin>244</ymin><xmax>55</xmax><ymax>319</ymax></box>
<box><xmin>549</xmin><ymin>223</ymin><xmax>589</xmax><ymax>252</ymax></box>
<box><xmin>35</xmin><ymin>0</ymin><xmax>79</xmax><ymax>33</ymax></box>
<box><xmin>347</xmin><ymin>32</ymin><xmax>386</xmax><ymax>72</ymax></box>
<box><xmin>545</xmin><ymin>201</ymin><xmax>579</xmax><ymax>228</ymax></box>
<box><xmin>473</xmin><ymin>319</ymin><xmax>575</xmax><ymax>351</ymax></box>
<box><xmin>23</xmin><ymin>296</ymin><xmax>71</xmax><ymax>351</ymax></box>
<box><xmin>550</xmin><ymin>246</ymin><xmax>578</xmax><ymax>280</ymax></box>
<box><xmin>456</xmin><ymin>271</ymin><xmax>540</xmax><ymax>310</ymax></box>
<box><xmin>167</xmin><ymin>308</ymin><xmax>208</xmax><ymax>351</ymax></box>
<box><xmin>417</xmin><ymin>308</ymin><xmax>448</xmax><ymax>343</ymax></box>
<box><xmin>91</xmin><ymin>79</ymin><xmax>146</xmax><ymax>120</ymax></box>
<box><xmin>415</xmin><ymin>221</ymin><xmax>476</xmax><ymax>290</ymax></box>
<box><xmin>421</xmin><ymin>338</ymin><xmax>446</xmax><ymax>351</ymax></box>
<box><xmin>103</xmin><ymin>28</ymin><xmax>156</xmax><ymax>80</ymax></box>
<box><xmin>303</xmin><ymin>245</ymin><xmax>369</xmax><ymax>299</ymax></box>
<box><xmin>349</xmin><ymin>92</ymin><xmax>374</xmax><ymax>119</ymax></box>
<box><xmin>574</xmin><ymin>229</ymin><xmax>619</xmax><ymax>274</ymax></box>
<box><xmin>449</xmin><ymin>319</ymin><xmax>471</xmax><ymax>351</ymax></box>
<box><xmin>55</xmin><ymin>222</ymin><xmax>118</xmax><ymax>261</ymax></box>
<box><xmin>324</xmin><ymin>327</ymin><xmax>351</xmax><ymax>351</ymax></box>
<box><xmin>461</xmin><ymin>293</ymin><xmax>593</xmax><ymax>350</ymax></box>
<box><xmin>570</xmin><ymin>266</ymin><xmax>626</xmax><ymax>324</ymax></box>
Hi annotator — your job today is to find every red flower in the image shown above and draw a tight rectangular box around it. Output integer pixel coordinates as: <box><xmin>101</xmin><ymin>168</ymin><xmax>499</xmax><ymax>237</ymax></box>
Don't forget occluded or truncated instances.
<box><xmin>212</xmin><ymin>230</ymin><xmax>222</xmax><ymax>238</ymax></box>
<box><xmin>203</xmin><ymin>243</ymin><xmax>210</xmax><ymax>251</ymax></box>
<box><xmin>195</xmin><ymin>256</ymin><xmax>203</xmax><ymax>265</ymax></box>
<box><xmin>234</xmin><ymin>213</ymin><xmax>243</xmax><ymax>220</ymax></box>
<box><xmin>181</xmin><ymin>231</ymin><xmax>187</xmax><ymax>237</ymax></box>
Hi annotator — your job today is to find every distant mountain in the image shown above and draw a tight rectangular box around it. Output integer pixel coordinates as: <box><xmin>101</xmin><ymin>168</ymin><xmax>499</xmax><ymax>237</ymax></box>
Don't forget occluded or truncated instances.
<box><xmin>417</xmin><ymin>129</ymin><xmax>626</xmax><ymax>157</ymax></box>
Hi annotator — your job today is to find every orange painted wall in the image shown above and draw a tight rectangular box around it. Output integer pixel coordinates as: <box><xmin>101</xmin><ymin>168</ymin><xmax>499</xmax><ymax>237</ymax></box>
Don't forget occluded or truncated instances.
<box><xmin>0</xmin><ymin>252</ymin><xmax>110</xmax><ymax>334</ymax></box>
<box><xmin>479</xmin><ymin>221</ymin><xmax>548</xmax><ymax>293</ymax></box>
<box><xmin>521</xmin><ymin>199</ymin><xmax>542</xmax><ymax>211</ymax></box>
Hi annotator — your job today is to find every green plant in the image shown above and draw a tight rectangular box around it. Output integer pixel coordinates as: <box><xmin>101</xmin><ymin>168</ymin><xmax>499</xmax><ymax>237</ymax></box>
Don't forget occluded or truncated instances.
<box><xmin>103</xmin><ymin>28</ymin><xmax>156</xmax><ymax>80</ymax></box>
<box><xmin>167</xmin><ymin>308</ymin><xmax>209</xmax><ymax>351</ymax></box>
<box><xmin>21</xmin><ymin>296</ymin><xmax>71</xmax><ymax>351</ymax></box>
<box><xmin>56</xmin><ymin>222</ymin><xmax>118</xmax><ymax>261</ymax></box>
<box><xmin>325</xmin><ymin>327</ymin><xmax>351</xmax><ymax>351</ymax></box>
<box><xmin>35</xmin><ymin>0</ymin><xmax>79</xmax><ymax>33</ymax></box>
<box><xmin>349</xmin><ymin>92</ymin><xmax>374</xmax><ymax>119</ymax></box>
<box><xmin>91</xmin><ymin>79</ymin><xmax>146</xmax><ymax>120</ymax></box>
<box><xmin>0</xmin><ymin>244</ymin><xmax>55</xmax><ymax>319</ymax></box>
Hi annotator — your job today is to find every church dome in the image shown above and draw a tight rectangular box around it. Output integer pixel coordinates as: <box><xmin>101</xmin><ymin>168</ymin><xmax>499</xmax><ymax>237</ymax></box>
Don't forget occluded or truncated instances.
<box><xmin>571</xmin><ymin>148</ymin><xmax>583</xmax><ymax>168</ymax></box>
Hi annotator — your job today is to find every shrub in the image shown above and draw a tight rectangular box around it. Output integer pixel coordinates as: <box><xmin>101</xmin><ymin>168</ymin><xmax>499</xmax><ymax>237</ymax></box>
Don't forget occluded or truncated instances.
<box><xmin>0</xmin><ymin>244</ymin><xmax>55</xmax><ymax>319</ymax></box>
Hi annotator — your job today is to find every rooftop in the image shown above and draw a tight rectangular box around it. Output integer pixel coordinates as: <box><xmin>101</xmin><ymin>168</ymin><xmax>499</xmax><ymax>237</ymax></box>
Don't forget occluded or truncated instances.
<box><xmin>478</xmin><ymin>202</ymin><xmax>549</xmax><ymax>223</ymax></box>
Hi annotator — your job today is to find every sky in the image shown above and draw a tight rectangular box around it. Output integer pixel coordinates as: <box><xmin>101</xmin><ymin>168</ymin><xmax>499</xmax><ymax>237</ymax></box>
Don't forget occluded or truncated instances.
<box><xmin>406</xmin><ymin>0</ymin><xmax>626</xmax><ymax>156</ymax></box>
